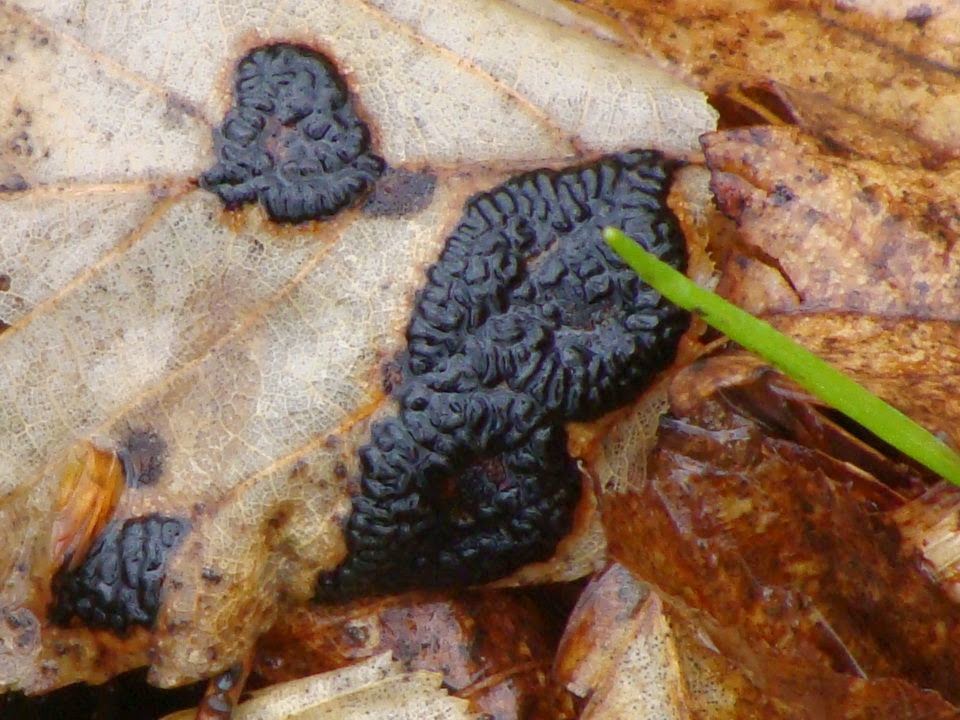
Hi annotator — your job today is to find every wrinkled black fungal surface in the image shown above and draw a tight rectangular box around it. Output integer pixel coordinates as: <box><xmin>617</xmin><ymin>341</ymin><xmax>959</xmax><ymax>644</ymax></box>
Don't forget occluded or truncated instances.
<box><xmin>316</xmin><ymin>150</ymin><xmax>689</xmax><ymax>601</ymax></box>
<box><xmin>201</xmin><ymin>44</ymin><xmax>383</xmax><ymax>223</ymax></box>
<box><xmin>51</xmin><ymin>515</ymin><xmax>188</xmax><ymax>632</ymax></box>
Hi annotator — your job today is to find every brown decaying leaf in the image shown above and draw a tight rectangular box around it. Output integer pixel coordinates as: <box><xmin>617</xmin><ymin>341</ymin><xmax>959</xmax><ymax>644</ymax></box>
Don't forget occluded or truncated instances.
<box><xmin>705</xmin><ymin>125</ymin><xmax>960</xmax><ymax>320</ymax></box>
<box><xmin>701</xmin><ymin>123</ymin><xmax>960</xmax><ymax>457</ymax></box>
<box><xmin>250</xmin><ymin>590</ymin><xmax>574</xmax><ymax>719</ymax></box>
<box><xmin>556</xmin><ymin>563</ymin><xmax>791</xmax><ymax>719</ymax></box>
<box><xmin>558</xmin><ymin>562</ymin><xmax>960</xmax><ymax>719</ymax></box>
<box><xmin>544</xmin><ymin>3</ymin><xmax>960</xmax><ymax>717</ymax></box>
<box><xmin>892</xmin><ymin>483</ymin><xmax>960</xmax><ymax>603</ymax></box>
<box><xmin>600</xmin><ymin>356</ymin><xmax>960</xmax><ymax>717</ymax></box>
<box><xmin>578</xmin><ymin>0</ymin><xmax>960</xmax><ymax>164</ymax></box>
<box><xmin>0</xmin><ymin>0</ymin><xmax>717</xmax><ymax>698</ymax></box>
<box><xmin>568</xmin><ymin>39</ymin><xmax>960</xmax><ymax>712</ymax></box>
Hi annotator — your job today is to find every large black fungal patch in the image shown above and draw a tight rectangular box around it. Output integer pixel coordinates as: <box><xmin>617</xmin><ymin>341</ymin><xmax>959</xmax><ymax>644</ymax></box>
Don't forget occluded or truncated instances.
<box><xmin>316</xmin><ymin>151</ymin><xmax>689</xmax><ymax>601</ymax></box>
<box><xmin>201</xmin><ymin>44</ymin><xmax>383</xmax><ymax>223</ymax></box>
<box><xmin>51</xmin><ymin>515</ymin><xmax>188</xmax><ymax>633</ymax></box>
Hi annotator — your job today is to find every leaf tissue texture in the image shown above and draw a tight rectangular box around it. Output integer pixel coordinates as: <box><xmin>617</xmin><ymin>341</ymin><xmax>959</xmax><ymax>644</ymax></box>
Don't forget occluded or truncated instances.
<box><xmin>0</xmin><ymin>0</ymin><xmax>715</xmax><ymax>693</ymax></box>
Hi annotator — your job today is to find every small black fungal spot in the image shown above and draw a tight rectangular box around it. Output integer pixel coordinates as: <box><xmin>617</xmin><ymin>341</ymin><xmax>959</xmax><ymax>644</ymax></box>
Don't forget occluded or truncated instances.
<box><xmin>118</xmin><ymin>429</ymin><xmax>166</xmax><ymax>488</ymax></box>
<box><xmin>905</xmin><ymin>4</ymin><xmax>934</xmax><ymax>28</ymax></box>
<box><xmin>770</xmin><ymin>183</ymin><xmax>795</xmax><ymax>206</ymax></box>
<box><xmin>0</xmin><ymin>273</ymin><xmax>10</xmax><ymax>292</ymax></box>
<box><xmin>381</xmin><ymin>356</ymin><xmax>405</xmax><ymax>395</ymax></box>
<box><xmin>50</xmin><ymin>515</ymin><xmax>188</xmax><ymax>633</ymax></box>
<box><xmin>316</xmin><ymin>150</ymin><xmax>689</xmax><ymax>601</ymax></box>
<box><xmin>362</xmin><ymin>168</ymin><xmax>437</xmax><ymax>217</ymax></box>
<box><xmin>201</xmin><ymin>43</ymin><xmax>383</xmax><ymax>223</ymax></box>
<box><xmin>201</xmin><ymin>567</ymin><xmax>223</xmax><ymax>584</ymax></box>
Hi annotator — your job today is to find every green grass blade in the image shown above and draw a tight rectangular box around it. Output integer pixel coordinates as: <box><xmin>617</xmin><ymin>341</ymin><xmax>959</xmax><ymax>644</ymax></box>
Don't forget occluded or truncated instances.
<box><xmin>604</xmin><ymin>226</ymin><xmax>960</xmax><ymax>487</ymax></box>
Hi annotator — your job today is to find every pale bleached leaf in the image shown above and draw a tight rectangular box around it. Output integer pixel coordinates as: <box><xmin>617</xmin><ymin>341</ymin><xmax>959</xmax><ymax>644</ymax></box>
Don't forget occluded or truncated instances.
<box><xmin>162</xmin><ymin>654</ymin><xmax>477</xmax><ymax>720</ymax></box>
<box><xmin>0</xmin><ymin>0</ymin><xmax>715</xmax><ymax>693</ymax></box>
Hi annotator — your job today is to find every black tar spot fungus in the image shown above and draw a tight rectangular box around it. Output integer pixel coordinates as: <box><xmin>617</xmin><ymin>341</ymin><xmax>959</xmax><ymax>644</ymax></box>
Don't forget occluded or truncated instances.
<box><xmin>51</xmin><ymin>515</ymin><xmax>188</xmax><ymax>633</ymax></box>
<box><xmin>202</xmin><ymin>44</ymin><xmax>383</xmax><ymax>223</ymax></box>
<box><xmin>317</xmin><ymin>150</ymin><xmax>689</xmax><ymax>601</ymax></box>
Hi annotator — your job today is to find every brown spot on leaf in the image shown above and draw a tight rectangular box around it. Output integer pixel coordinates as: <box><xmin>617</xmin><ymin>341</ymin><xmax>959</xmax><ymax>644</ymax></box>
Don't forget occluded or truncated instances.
<box><xmin>49</xmin><ymin>442</ymin><xmax>125</xmax><ymax>572</ymax></box>
<box><xmin>0</xmin><ymin>174</ymin><xmax>27</xmax><ymax>192</ymax></box>
<box><xmin>362</xmin><ymin>167</ymin><xmax>437</xmax><ymax>217</ymax></box>
<box><xmin>118</xmin><ymin>429</ymin><xmax>167</xmax><ymax>488</ymax></box>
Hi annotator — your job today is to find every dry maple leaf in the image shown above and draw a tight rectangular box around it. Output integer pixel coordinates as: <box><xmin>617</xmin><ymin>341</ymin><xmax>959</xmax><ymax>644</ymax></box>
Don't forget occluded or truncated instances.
<box><xmin>0</xmin><ymin>0</ymin><xmax>717</xmax><ymax>703</ymax></box>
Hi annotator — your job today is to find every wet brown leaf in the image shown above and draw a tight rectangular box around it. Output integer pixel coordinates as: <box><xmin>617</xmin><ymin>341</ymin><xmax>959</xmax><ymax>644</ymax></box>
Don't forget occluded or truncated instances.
<box><xmin>559</xmin><ymin>562</ymin><xmax>960</xmax><ymax>719</ymax></box>
<box><xmin>556</xmin><ymin>2</ymin><xmax>960</xmax><ymax>717</ymax></box>
<box><xmin>602</xmin><ymin>356</ymin><xmax>960</xmax><ymax>716</ymax></box>
<box><xmin>250</xmin><ymin>590</ymin><xmax>574</xmax><ymax>720</ymax></box>
<box><xmin>554</xmin><ymin>563</ymin><xmax>781</xmax><ymax>720</ymax></box>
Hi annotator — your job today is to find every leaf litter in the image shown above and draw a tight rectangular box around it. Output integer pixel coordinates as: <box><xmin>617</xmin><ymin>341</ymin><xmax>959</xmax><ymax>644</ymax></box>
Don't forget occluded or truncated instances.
<box><xmin>7</xmin><ymin>0</ymin><xmax>960</xmax><ymax>717</ymax></box>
